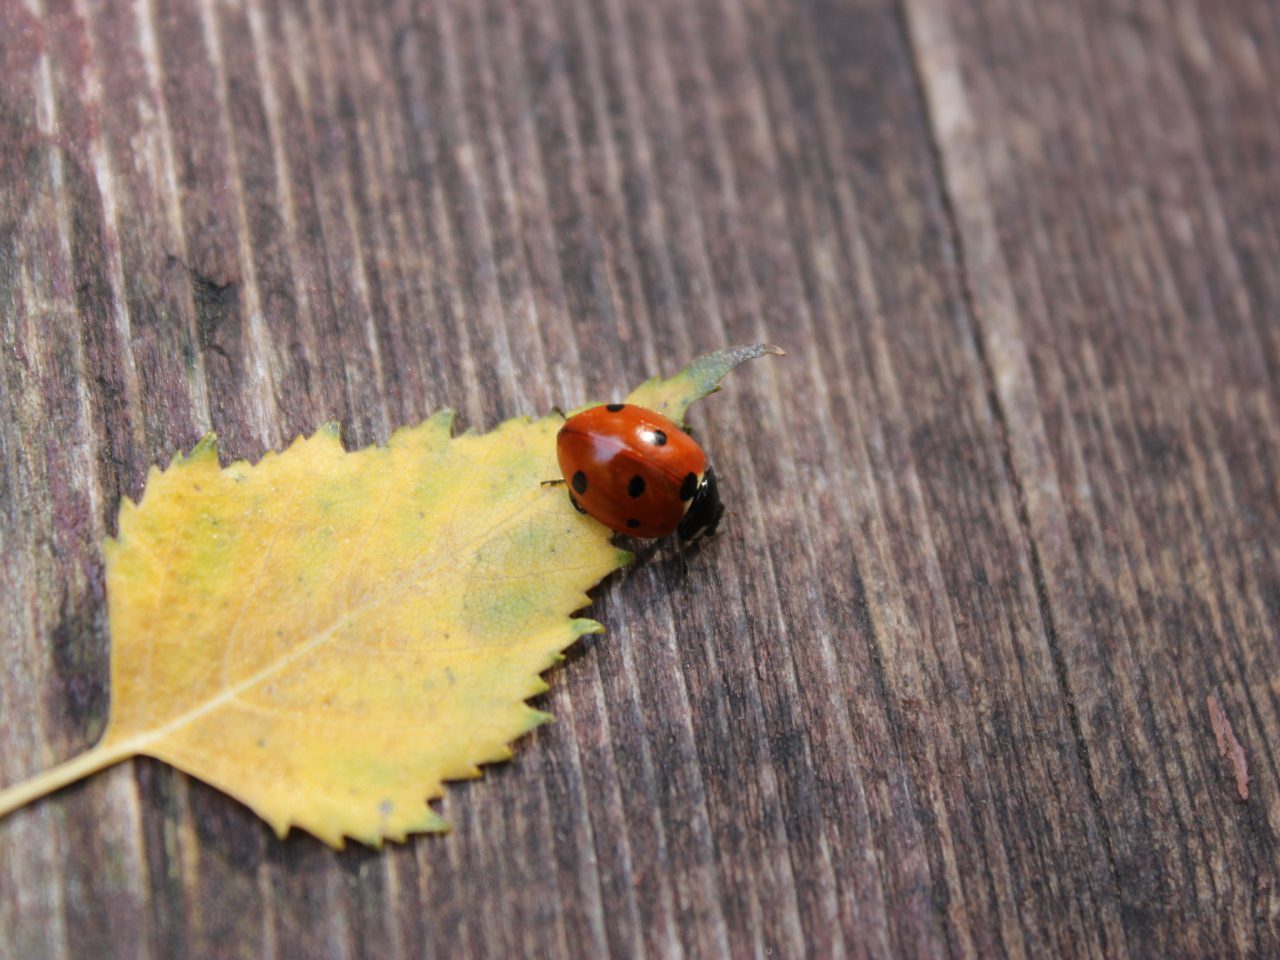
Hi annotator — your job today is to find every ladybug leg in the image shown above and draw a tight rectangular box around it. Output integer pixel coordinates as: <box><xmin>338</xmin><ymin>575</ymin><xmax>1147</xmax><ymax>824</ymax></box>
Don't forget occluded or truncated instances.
<box><xmin>541</xmin><ymin>479</ymin><xmax>589</xmax><ymax>516</ymax></box>
<box><xmin>677</xmin><ymin>540</ymin><xmax>692</xmax><ymax>597</ymax></box>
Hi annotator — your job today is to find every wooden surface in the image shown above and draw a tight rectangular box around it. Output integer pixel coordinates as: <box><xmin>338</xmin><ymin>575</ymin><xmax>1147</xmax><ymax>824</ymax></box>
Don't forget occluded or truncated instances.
<box><xmin>1</xmin><ymin>0</ymin><xmax>1277</xmax><ymax>955</ymax></box>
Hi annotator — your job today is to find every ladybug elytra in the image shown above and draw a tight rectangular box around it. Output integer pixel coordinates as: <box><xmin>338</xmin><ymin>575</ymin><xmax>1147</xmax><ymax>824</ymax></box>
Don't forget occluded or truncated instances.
<box><xmin>553</xmin><ymin>403</ymin><xmax>724</xmax><ymax>543</ymax></box>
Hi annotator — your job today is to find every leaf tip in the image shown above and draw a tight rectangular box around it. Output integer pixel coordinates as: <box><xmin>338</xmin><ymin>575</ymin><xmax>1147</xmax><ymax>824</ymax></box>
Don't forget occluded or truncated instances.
<box><xmin>187</xmin><ymin>432</ymin><xmax>220</xmax><ymax>463</ymax></box>
<box><xmin>414</xmin><ymin>805</ymin><xmax>450</xmax><ymax>835</ymax></box>
<box><xmin>623</xmin><ymin>342</ymin><xmax>786</xmax><ymax>425</ymax></box>
<box><xmin>423</xmin><ymin>408</ymin><xmax>456</xmax><ymax>439</ymax></box>
<box><xmin>386</xmin><ymin>408</ymin><xmax>456</xmax><ymax>449</ymax></box>
<box><xmin>571</xmin><ymin>618</ymin><xmax>606</xmax><ymax>639</ymax></box>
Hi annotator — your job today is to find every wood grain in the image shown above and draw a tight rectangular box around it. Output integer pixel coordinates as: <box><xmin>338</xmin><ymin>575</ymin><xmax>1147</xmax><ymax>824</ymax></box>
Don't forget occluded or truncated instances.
<box><xmin>0</xmin><ymin>0</ymin><xmax>1274</xmax><ymax>956</ymax></box>
<box><xmin>907</xmin><ymin>0</ymin><xmax>1280</xmax><ymax>955</ymax></box>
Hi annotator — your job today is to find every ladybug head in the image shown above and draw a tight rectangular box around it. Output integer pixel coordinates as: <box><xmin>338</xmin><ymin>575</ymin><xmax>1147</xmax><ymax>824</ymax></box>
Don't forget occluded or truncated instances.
<box><xmin>677</xmin><ymin>464</ymin><xmax>725</xmax><ymax>543</ymax></box>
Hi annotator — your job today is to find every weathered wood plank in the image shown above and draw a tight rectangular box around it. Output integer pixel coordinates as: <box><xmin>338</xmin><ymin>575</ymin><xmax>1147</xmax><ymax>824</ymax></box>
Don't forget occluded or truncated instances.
<box><xmin>0</xmin><ymin>0</ymin><xmax>1274</xmax><ymax>956</ymax></box>
<box><xmin>907</xmin><ymin>0</ymin><xmax>1280</xmax><ymax>955</ymax></box>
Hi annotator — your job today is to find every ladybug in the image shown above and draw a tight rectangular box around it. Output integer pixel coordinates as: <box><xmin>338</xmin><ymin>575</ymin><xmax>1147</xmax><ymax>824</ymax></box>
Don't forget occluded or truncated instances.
<box><xmin>551</xmin><ymin>403</ymin><xmax>724</xmax><ymax>543</ymax></box>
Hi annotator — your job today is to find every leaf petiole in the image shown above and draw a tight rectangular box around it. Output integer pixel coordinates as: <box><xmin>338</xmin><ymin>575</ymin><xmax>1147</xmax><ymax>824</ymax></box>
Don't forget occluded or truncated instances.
<box><xmin>0</xmin><ymin>740</ymin><xmax>140</xmax><ymax>817</ymax></box>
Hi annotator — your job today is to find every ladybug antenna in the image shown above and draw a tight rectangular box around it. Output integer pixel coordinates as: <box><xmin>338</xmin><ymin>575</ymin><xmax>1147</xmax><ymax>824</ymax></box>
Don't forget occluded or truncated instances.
<box><xmin>549</xmin><ymin>405</ymin><xmax>568</xmax><ymax>421</ymax></box>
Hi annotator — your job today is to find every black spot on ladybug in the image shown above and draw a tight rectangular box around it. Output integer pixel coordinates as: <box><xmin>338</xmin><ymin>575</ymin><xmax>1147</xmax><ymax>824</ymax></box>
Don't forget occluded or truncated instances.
<box><xmin>568</xmin><ymin>493</ymin><xmax>587</xmax><ymax>514</ymax></box>
<box><xmin>626</xmin><ymin>518</ymin><xmax>641</xmax><ymax>529</ymax></box>
<box><xmin>679</xmin><ymin>472</ymin><xmax>698</xmax><ymax>501</ymax></box>
<box><xmin>651</xmin><ymin>430</ymin><xmax>667</xmax><ymax>446</ymax></box>
<box><xmin>572</xmin><ymin>470</ymin><xmax>588</xmax><ymax>494</ymax></box>
<box><xmin>628</xmin><ymin>475</ymin><xmax>646</xmax><ymax>498</ymax></box>
<box><xmin>606</xmin><ymin>403</ymin><xmax>625</xmax><ymax>412</ymax></box>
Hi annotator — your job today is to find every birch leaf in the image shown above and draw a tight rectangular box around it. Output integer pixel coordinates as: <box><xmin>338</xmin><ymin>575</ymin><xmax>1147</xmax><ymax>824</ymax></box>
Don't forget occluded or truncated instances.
<box><xmin>0</xmin><ymin>344</ymin><xmax>781</xmax><ymax>848</ymax></box>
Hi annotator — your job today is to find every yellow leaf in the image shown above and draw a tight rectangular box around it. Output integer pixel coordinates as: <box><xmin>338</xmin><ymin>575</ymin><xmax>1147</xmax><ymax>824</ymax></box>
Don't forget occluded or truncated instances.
<box><xmin>0</xmin><ymin>344</ymin><xmax>781</xmax><ymax>847</ymax></box>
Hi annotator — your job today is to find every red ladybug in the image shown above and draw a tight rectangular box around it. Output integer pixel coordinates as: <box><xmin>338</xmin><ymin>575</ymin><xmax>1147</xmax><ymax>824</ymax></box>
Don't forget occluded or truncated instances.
<box><xmin>553</xmin><ymin>403</ymin><xmax>724</xmax><ymax>542</ymax></box>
